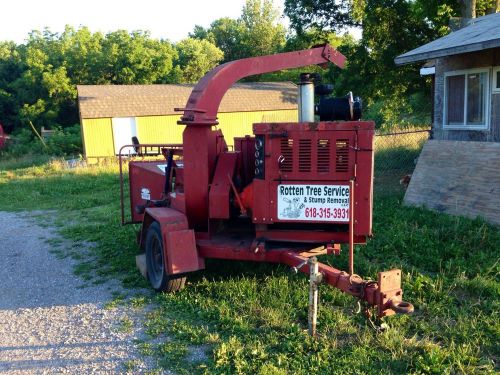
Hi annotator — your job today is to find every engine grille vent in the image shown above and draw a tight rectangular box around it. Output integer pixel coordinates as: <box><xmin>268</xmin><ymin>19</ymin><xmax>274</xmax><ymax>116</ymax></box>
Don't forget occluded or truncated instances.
<box><xmin>335</xmin><ymin>139</ymin><xmax>349</xmax><ymax>172</ymax></box>
<box><xmin>280</xmin><ymin>138</ymin><xmax>293</xmax><ymax>172</ymax></box>
<box><xmin>298</xmin><ymin>139</ymin><xmax>312</xmax><ymax>172</ymax></box>
<box><xmin>317</xmin><ymin>139</ymin><xmax>330</xmax><ymax>172</ymax></box>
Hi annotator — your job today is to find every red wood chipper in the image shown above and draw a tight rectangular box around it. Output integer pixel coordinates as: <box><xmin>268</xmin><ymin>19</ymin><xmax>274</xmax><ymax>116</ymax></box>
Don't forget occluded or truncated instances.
<box><xmin>119</xmin><ymin>44</ymin><xmax>413</xmax><ymax>326</ymax></box>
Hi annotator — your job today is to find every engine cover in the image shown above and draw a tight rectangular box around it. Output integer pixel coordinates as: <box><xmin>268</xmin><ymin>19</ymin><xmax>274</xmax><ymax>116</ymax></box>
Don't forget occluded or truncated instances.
<box><xmin>251</xmin><ymin>121</ymin><xmax>374</xmax><ymax>243</ymax></box>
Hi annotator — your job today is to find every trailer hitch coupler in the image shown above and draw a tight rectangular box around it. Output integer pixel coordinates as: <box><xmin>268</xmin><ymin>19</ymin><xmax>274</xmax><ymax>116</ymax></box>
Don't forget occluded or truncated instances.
<box><xmin>390</xmin><ymin>300</ymin><xmax>414</xmax><ymax>314</ymax></box>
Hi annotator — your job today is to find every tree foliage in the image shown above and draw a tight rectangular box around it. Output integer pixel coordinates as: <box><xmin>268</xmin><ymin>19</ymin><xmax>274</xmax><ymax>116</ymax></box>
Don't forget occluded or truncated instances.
<box><xmin>174</xmin><ymin>38</ymin><xmax>224</xmax><ymax>83</ymax></box>
<box><xmin>283</xmin><ymin>0</ymin><xmax>497</xmax><ymax>128</ymax></box>
<box><xmin>284</xmin><ymin>0</ymin><xmax>358</xmax><ymax>33</ymax></box>
<box><xmin>190</xmin><ymin>0</ymin><xmax>286</xmax><ymax>62</ymax></box>
<box><xmin>0</xmin><ymin>27</ymin><xmax>179</xmax><ymax>135</ymax></box>
<box><xmin>191</xmin><ymin>18</ymin><xmax>248</xmax><ymax>62</ymax></box>
<box><xmin>240</xmin><ymin>0</ymin><xmax>287</xmax><ymax>56</ymax></box>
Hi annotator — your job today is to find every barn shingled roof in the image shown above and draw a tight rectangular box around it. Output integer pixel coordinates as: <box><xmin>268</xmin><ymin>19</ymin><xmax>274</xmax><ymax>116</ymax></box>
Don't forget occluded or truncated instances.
<box><xmin>395</xmin><ymin>12</ymin><xmax>500</xmax><ymax>65</ymax></box>
<box><xmin>77</xmin><ymin>82</ymin><xmax>297</xmax><ymax>119</ymax></box>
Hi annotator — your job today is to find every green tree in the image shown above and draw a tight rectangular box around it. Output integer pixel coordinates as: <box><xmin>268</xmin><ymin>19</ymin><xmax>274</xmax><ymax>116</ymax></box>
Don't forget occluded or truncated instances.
<box><xmin>284</xmin><ymin>0</ymin><xmax>357</xmax><ymax>33</ymax></box>
<box><xmin>99</xmin><ymin>30</ymin><xmax>177</xmax><ymax>84</ymax></box>
<box><xmin>0</xmin><ymin>41</ymin><xmax>23</xmax><ymax>132</ymax></box>
<box><xmin>57</xmin><ymin>26</ymin><xmax>105</xmax><ymax>85</ymax></box>
<box><xmin>192</xmin><ymin>18</ymin><xmax>247</xmax><ymax>62</ymax></box>
<box><xmin>12</xmin><ymin>30</ymin><xmax>72</xmax><ymax>128</ymax></box>
<box><xmin>0</xmin><ymin>26</ymin><xmax>180</xmax><ymax>136</ymax></box>
<box><xmin>190</xmin><ymin>0</ymin><xmax>286</xmax><ymax>63</ymax></box>
<box><xmin>174</xmin><ymin>38</ymin><xmax>224</xmax><ymax>83</ymax></box>
<box><xmin>283</xmin><ymin>0</ymin><xmax>473</xmax><ymax>127</ymax></box>
<box><xmin>473</xmin><ymin>0</ymin><xmax>500</xmax><ymax>16</ymax></box>
<box><xmin>240</xmin><ymin>0</ymin><xmax>286</xmax><ymax>57</ymax></box>
<box><xmin>336</xmin><ymin>0</ymin><xmax>441</xmax><ymax>127</ymax></box>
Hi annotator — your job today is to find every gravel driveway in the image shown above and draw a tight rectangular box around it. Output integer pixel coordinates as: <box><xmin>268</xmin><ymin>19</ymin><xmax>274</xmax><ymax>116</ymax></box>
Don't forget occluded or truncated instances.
<box><xmin>0</xmin><ymin>211</ymin><xmax>158</xmax><ymax>374</ymax></box>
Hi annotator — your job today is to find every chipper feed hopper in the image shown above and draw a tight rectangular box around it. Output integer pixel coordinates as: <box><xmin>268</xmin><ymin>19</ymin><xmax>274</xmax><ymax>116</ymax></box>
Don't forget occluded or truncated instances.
<box><xmin>120</xmin><ymin>44</ymin><xmax>413</xmax><ymax>320</ymax></box>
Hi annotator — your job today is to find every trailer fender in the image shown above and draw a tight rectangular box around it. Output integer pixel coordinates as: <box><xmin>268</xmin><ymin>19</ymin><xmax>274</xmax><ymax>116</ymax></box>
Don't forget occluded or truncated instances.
<box><xmin>141</xmin><ymin>207</ymin><xmax>204</xmax><ymax>275</ymax></box>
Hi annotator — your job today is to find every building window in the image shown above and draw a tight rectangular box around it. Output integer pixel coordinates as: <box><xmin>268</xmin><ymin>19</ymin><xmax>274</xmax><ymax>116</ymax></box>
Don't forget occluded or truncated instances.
<box><xmin>444</xmin><ymin>69</ymin><xmax>489</xmax><ymax>130</ymax></box>
<box><xmin>493</xmin><ymin>67</ymin><xmax>500</xmax><ymax>93</ymax></box>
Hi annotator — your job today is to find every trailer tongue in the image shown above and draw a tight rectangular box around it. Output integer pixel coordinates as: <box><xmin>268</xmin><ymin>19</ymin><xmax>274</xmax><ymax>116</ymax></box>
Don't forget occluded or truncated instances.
<box><xmin>120</xmin><ymin>44</ymin><xmax>413</xmax><ymax>328</ymax></box>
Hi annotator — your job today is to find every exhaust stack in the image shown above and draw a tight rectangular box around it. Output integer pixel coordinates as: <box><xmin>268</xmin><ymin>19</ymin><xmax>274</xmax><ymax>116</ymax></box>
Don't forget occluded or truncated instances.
<box><xmin>298</xmin><ymin>73</ymin><xmax>315</xmax><ymax>122</ymax></box>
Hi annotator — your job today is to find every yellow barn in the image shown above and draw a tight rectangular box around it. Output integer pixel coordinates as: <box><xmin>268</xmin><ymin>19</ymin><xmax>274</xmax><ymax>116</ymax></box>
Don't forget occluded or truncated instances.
<box><xmin>77</xmin><ymin>83</ymin><xmax>298</xmax><ymax>160</ymax></box>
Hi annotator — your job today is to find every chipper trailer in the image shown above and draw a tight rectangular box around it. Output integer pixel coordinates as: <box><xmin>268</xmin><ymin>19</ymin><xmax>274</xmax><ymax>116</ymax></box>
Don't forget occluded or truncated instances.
<box><xmin>119</xmin><ymin>44</ymin><xmax>413</xmax><ymax>327</ymax></box>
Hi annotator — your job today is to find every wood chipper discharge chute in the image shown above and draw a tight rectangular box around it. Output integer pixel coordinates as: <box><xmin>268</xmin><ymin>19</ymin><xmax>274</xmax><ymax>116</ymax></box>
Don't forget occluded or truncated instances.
<box><xmin>119</xmin><ymin>44</ymin><xmax>413</xmax><ymax>323</ymax></box>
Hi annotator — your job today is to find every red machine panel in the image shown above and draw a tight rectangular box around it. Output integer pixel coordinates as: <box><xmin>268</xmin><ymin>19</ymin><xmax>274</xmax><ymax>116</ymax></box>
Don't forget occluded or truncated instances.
<box><xmin>0</xmin><ymin>123</ymin><xmax>8</xmax><ymax>149</ymax></box>
<box><xmin>252</xmin><ymin>121</ymin><xmax>374</xmax><ymax>240</ymax></box>
<box><xmin>209</xmin><ymin>152</ymin><xmax>239</xmax><ymax>219</ymax></box>
<box><xmin>166</xmin><ymin>229</ymin><xmax>200</xmax><ymax>274</ymax></box>
<box><xmin>129</xmin><ymin>161</ymin><xmax>169</xmax><ymax>223</ymax></box>
<box><xmin>234</xmin><ymin>136</ymin><xmax>255</xmax><ymax>186</ymax></box>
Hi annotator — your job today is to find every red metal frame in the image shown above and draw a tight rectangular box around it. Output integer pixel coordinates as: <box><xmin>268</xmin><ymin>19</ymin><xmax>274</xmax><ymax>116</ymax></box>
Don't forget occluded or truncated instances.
<box><xmin>177</xmin><ymin>45</ymin><xmax>345</xmax><ymax>126</ymax></box>
<box><xmin>195</xmin><ymin>239</ymin><xmax>408</xmax><ymax>318</ymax></box>
<box><xmin>122</xmin><ymin>44</ymin><xmax>413</xmax><ymax>319</ymax></box>
<box><xmin>178</xmin><ymin>45</ymin><xmax>346</xmax><ymax>232</ymax></box>
<box><xmin>250</xmin><ymin>121</ymin><xmax>374</xmax><ymax>244</ymax></box>
<box><xmin>118</xmin><ymin>143</ymin><xmax>182</xmax><ymax>225</ymax></box>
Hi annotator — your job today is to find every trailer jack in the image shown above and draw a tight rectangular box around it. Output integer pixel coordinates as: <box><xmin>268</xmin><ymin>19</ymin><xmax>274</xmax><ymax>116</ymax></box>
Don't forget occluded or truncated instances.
<box><xmin>303</xmin><ymin>254</ymin><xmax>413</xmax><ymax>336</ymax></box>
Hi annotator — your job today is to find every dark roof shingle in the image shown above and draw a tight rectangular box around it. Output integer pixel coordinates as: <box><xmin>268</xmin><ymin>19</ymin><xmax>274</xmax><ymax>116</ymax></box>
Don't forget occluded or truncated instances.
<box><xmin>395</xmin><ymin>13</ymin><xmax>500</xmax><ymax>65</ymax></box>
<box><xmin>77</xmin><ymin>82</ymin><xmax>297</xmax><ymax>119</ymax></box>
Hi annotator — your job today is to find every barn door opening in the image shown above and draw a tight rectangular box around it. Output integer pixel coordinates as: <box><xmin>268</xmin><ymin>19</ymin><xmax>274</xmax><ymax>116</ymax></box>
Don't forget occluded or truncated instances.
<box><xmin>112</xmin><ymin>117</ymin><xmax>137</xmax><ymax>155</ymax></box>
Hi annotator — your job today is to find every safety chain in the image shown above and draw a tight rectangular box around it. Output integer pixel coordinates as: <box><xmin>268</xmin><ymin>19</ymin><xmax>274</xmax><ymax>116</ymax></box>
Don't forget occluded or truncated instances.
<box><xmin>349</xmin><ymin>276</ymin><xmax>387</xmax><ymax>332</ymax></box>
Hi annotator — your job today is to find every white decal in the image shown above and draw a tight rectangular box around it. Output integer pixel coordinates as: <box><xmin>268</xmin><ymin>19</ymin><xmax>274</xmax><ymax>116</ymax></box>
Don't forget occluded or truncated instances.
<box><xmin>277</xmin><ymin>184</ymin><xmax>350</xmax><ymax>222</ymax></box>
<box><xmin>141</xmin><ymin>188</ymin><xmax>151</xmax><ymax>200</ymax></box>
<box><xmin>157</xmin><ymin>164</ymin><xmax>168</xmax><ymax>173</ymax></box>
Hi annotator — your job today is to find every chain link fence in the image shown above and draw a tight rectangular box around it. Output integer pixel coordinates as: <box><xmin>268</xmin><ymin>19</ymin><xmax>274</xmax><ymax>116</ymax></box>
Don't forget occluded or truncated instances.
<box><xmin>374</xmin><ymin>128</ymin><xmax>431</xmax><ymax>196</ymax></box>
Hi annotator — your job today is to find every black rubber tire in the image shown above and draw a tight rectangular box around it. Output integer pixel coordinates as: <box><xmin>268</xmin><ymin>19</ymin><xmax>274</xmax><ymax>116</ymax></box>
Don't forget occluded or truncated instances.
<box><xmin>145</xmin><ymin>222</ymin><xmax>186</xmax><ymax>292</ymax></box>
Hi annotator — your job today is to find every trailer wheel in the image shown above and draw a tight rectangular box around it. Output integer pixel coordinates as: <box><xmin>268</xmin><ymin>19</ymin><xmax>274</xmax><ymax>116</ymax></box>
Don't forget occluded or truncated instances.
<box><xmin>145</xmin><ymin>222</ymin><xmax>186</xmax><ymax>292</ymax></box>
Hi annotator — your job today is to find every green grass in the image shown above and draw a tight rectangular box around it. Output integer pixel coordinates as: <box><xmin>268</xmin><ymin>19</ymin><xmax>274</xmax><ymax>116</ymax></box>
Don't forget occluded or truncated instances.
<box><xmin>0</xmin><ymin>159</ymin><xmax>498</xmax><ymax>374</ymax></box>
<box><xmin>0</xmin><ymin>153</ymin><xmax>52</xmax><ymax>170</ymax></box>
<box><xmin>117</xmin><ymin>316</ymin><xmax>135</xmax><ymax>333</ymax></box>
<box><xmin>374</xmin><ymin>130</ymin><xmax>429</xmax><ymax>197</ymax></box>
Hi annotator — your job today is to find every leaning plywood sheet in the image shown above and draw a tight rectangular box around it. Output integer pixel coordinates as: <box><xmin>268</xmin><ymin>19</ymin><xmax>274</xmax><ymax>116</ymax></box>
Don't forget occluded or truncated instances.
<box><xmin>404</xmin><ymin>140</ymin><xmax>500</xmax><ymax>226</ymax></box>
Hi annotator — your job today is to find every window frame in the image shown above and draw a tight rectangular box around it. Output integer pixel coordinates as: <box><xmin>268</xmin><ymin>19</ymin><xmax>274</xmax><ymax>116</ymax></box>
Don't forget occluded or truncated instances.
<box><xmin>443</xmin><ymin>68</ymin><xmax>490</xmax><ymax>130</ymax></box>
<box><xmin>493</xmin><ymin>66</ymin><xmax>500</xmax><ymax>93</ymax></box>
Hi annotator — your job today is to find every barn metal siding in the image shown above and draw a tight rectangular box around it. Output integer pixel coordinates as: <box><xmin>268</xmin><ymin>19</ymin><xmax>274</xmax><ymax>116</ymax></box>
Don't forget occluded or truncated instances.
<box><xmin>81</xmin><ymin>118</ymin><xmax>114</xmax><ymax>158</ymax></box>
<box><xmin>136</xmin><ymin>116</ymin><xmax>182</xmax><ymax>144</ymax></box>
<box><xmin>82</xmin><ymin>110</ymin><xmax>298</xmax><ymax>157</ymax></box>
<box><xmin>136</xmin><ymin>110</ymin><xmax>298</xmax><ymax>147</ymax></box>
<box><xmin>433</xmin><ymin>48</ymin><xmax>500</xmax><ymax>142</ymax></box>
<box><xmin>217</xmin><ymin>110</ymin><xmax>298</xmax><ymax>147</ymax></box>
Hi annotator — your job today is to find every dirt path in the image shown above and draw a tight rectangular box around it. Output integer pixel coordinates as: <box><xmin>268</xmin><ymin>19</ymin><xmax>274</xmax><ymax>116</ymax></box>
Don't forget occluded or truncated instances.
<box><xmin>0</xmin><ymin>211</ymin><xmax>159</xmax><ymax>374</ymax></box>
